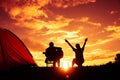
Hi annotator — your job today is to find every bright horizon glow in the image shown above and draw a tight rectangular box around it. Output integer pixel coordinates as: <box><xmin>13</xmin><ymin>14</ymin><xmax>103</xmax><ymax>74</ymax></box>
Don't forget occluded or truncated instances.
<box><xmin>60</xmin><ymin>59</ymin><xmax>72</xmax><ymax>71</ymax></box>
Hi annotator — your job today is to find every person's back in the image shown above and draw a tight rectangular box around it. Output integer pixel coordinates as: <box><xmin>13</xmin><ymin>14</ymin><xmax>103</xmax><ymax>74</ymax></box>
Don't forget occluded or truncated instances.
<box><xmin>46</xmin><ymin>46</ymin><xmax>57</xmax><ymax>60</ymax></box>
<box><xmin>55</xmin><ymin>47</ymin><xmax>63</xmax><ymax>59</ymax></box>
<box><xmin>73</xmin><ymin>45</ymin><xmax>83</xmax><ymax>58</ymax></box>
<box><xmin>74</xmin><ymin>48</ymin><xmax>84</xmax><ymax>61</ymax></box>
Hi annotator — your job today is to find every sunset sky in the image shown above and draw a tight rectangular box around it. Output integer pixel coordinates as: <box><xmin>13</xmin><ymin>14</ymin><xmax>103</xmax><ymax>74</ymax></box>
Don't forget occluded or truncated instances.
<box><xmin>0</xmin><ymin>0</ymin><xmax>120</xmax><ymax>67</ymax></box>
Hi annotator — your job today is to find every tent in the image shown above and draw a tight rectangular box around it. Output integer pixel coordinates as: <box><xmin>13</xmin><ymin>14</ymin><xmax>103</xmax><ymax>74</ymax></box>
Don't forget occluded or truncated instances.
<box><xmin>0</xmin><ymin>28</ymin><xmax>36</xmax><ymax>71</ymax></box>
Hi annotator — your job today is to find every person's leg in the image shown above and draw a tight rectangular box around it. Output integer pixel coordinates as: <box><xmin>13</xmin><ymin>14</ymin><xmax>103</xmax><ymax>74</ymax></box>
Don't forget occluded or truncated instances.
<box><xmin>57</xmin><ymin>59</ymin><xmax>60</xmax><ymax>67</ymax></box>
<box><xmin>77</xmin><ymin>60</ymin><xmax>83</xmax><ymax>68</ymax></box>
<box><xmin>78</xmin><ymin>64</ymin><xmax>82</xmax><ymax>68</ymax></box>
<box><xmin>53</xmin><ymin>61</ymin><xmax>56</xmax><ymax>67</ymax></box>
<box><xmin>45</xmin><ymin>58</ymin><xmax>48</xmax><ymax>67</ymax></box>
<box><xmin>45</xmin><ymin>58</ymin><xmax>47</xmax><ymax>63</ymax></box>
<box><xmin>72</xmin><ymin>59</ymin><xmax>75</xmax><ymax>67</ymax></box>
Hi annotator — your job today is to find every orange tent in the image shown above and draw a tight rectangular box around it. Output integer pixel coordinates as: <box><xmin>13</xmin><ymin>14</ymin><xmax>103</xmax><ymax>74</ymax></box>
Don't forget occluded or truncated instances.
<box><xmin>0</xmin><ymin>28</ymin><xmax>36</xmax><ymax>71</ymax></box>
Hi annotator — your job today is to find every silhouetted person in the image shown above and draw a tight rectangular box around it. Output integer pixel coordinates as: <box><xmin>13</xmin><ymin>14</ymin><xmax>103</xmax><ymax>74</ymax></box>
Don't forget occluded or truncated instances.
<box><xmin>43</xmin><ymin>42</ymin><xmax>63</xmax><ymax>67</ymax></box>
<box><xmin>65</xmin><ymin>38</ymin><xmax>88</xmax><ymax>67</ymax></box>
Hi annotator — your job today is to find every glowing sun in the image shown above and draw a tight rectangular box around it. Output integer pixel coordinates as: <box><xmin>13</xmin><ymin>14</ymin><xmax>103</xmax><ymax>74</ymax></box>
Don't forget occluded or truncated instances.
<box><xmin>60</xmin><ymin>60</ymin><xmax>72</xmax><ymax>70</ymax></box>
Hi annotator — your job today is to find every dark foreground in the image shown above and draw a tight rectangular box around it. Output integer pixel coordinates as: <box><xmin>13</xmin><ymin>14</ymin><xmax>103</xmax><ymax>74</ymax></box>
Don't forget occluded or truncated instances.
<box><xmin>0</xmin><ymin>62</ymin><xmax>120</xmax><ymax>80</ymax></box>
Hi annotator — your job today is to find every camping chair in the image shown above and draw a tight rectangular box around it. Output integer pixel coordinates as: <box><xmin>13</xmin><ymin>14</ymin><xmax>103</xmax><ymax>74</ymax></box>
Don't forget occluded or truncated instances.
<box><xmin>45</xmin><ymin>57</ymin><xmax>55</xmax><ymax>67</ymax></box>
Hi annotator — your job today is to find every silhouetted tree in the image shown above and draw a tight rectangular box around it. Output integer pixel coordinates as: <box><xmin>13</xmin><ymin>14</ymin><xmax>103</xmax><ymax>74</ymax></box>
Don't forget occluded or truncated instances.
<box><xmin>115</xmin><ymin>53</ymin><xmax>120</xmax><ymax>63</ymax></box>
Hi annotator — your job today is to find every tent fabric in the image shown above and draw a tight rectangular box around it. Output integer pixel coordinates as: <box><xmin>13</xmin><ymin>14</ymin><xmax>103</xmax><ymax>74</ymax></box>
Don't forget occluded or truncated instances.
<box><xmin>0</xmin><ymin>28</ymin><xmax>36</xmax><ymax>71</ymax></box>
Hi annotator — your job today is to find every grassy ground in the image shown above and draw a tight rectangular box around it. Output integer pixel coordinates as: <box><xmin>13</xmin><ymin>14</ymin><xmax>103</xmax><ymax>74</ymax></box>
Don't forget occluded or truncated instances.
<box><xmin>0</xmin><ymin>62</ymin><xmax>120</xmax><ymax>80</ymax></box>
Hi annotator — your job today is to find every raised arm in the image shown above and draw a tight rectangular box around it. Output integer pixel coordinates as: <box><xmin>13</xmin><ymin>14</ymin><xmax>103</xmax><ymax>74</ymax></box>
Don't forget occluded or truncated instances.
<box><xmin>65</xmin><ymin>39</ymin><xmax>75</xmax><ymax>50</ymax></box>
<box><xmin>82</xmin><ymin>38</ymin><xmax>88</xmax><ymax>50</ymax></box>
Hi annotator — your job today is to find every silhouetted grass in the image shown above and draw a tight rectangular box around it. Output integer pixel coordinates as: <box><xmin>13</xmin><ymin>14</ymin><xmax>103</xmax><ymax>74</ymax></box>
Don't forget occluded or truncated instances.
<box><xmin>0</xmin><ymin>62</ymin><xmax>120</xmax><ymax>80</ymax></box>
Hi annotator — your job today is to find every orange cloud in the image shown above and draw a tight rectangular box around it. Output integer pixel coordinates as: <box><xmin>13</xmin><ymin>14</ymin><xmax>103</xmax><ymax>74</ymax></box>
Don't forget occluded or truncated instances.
<box><xmin>87</xmin><ymin>38</ymin><xmax>114</xmax><ymax>47</ymax></box>
<box><xmin>79</xmin><ymin>17</ymin><xmax>101</xmax><ymax>27</ymax></box>
<box><xmin>106</xmin><ymin>25</ymin><xmax>120</xmax><ymax>39</ymax></box>
<box><xmin>14</xmin><ymin>15</ymin><xmax>73</xmax><ymax>31</ymax></box>
<box><xmin>23</xmin><ymin>37</ymin><xmax>46</xmax><ymax>52</ymax></box>
<box><xmin>0</xmin><ymin>0</ymin><xmax>49</xmax><ymax>21</ymax></box>
<box><xmin>0</xmin><ymin>0</ymin><xmax>96</xmax><ymax>21</ymax></box>
<box><xmin>9</xmin><ymin>6</ymin><xmax>48</xmax><ymax>20</ymax></box>
<box><xmin>84</xmin><ymin>48</ymin><xmax>117</xmax><ymax>65</ymax></box>
<box><xmin>50</xmin><ymin>0</ymin><xmax>96</xmax><ymax>8</ymax></box>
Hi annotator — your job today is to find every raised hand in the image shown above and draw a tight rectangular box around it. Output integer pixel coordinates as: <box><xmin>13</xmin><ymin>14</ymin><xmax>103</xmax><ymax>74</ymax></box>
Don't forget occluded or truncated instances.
<box><xmin>65</xmin><ymin>39</ymin><xmax>68</xmax><ymax>43</ymax></box>
<box><xmin>65</xmin><ymin>39</ymin><xmax>75</xmax><ymax>50</ymax></box>
<box><xmin>85</xmin><ymin>38</ymin><xmax>88</xmax><ymax>42</ymax></box>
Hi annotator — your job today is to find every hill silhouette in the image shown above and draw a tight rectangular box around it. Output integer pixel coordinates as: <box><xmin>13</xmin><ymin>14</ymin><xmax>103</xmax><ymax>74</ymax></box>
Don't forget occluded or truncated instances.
<box><xmin>0</xmin><ymin>62</ymin><xmax>120</xmax><ymax>80</ymax></box>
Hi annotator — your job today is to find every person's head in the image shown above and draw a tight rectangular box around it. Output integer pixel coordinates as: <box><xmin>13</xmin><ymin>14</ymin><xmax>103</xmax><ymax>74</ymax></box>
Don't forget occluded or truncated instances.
<box><xmin>49</xmin><ymin>42</ymin><xmax>54</xmax><ymax>47</ymax></box>
<box><xmin>76</xmin><ymin>43</ymin><xmax>81</xmax><ymax>49</ymax></box>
